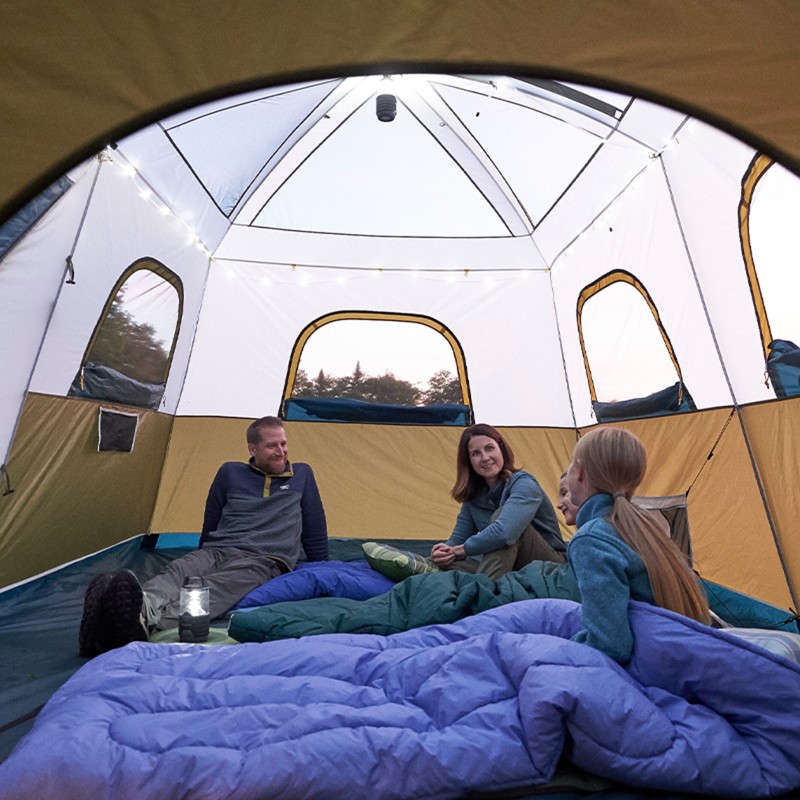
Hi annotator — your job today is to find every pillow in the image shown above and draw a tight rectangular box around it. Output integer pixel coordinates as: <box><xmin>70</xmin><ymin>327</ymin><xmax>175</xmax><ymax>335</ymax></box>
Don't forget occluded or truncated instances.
<box><xmin>362</xmin><ymin>542</ymin><xmax>439</xmax><ymax>582</ymax></box>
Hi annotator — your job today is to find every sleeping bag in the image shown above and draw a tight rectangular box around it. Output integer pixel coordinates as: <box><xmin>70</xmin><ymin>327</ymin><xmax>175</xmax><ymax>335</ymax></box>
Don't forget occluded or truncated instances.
<box><xmin>1</xmin><ymin>599</ymin><xmax>799</xmax><ymax>799</ymax></box>
<box><xmin>229</xmin><ymin>558</ymin><xmax>579</xmax><ymax>641</ymax></box>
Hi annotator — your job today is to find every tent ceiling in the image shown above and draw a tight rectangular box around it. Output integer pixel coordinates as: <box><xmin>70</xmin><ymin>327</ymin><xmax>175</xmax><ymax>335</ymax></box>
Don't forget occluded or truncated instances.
<box><xmin>119</xmin><ymin>74</ymin><xmax>685</xmax><ymax>257</ymax></box>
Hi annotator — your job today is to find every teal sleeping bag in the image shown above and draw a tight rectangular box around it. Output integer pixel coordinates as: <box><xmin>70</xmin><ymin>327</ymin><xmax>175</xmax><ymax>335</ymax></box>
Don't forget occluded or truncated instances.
<box><xmin>229</xmin><ymin>559</ymin><xmax>579</xmax><ymax>641</ymax></box>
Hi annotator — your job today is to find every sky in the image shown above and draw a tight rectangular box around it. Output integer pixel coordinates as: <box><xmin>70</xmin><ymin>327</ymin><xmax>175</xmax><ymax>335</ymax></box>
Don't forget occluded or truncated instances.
<box><xmin>296</xmin><ymin>319</ymin><xmax>458</xmax><ymax>386</ymax></box>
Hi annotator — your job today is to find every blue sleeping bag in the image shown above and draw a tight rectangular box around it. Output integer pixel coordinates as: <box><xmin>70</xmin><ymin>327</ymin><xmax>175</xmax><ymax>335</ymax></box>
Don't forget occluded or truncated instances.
<box><xmin>1</xmin><ymin>599</ymin><xmax>799</xmax><ymax>799</ymax></box>
<box><xmin>231</xmin><ymin>560</ymin><xmax>394</xmax><ymax>610</ymax></box>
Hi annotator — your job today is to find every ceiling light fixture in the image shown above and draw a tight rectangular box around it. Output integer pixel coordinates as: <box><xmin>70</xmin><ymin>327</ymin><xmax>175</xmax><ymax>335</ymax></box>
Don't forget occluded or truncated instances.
<box><xmin>376</xmin><ymin>94</ymin><xmax>397</xmax><ymax>122</ymax></box>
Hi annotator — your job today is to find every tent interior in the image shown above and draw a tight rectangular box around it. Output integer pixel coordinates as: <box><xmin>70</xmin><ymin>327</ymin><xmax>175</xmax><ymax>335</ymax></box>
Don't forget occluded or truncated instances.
<box><xmin>2</xmin><ymin>8</ymin><xmax>800</xmax><ymax>794</ymax></box>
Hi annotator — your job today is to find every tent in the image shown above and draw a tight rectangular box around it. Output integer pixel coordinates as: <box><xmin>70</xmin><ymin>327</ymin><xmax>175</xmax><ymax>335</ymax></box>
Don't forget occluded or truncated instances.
<box><xmin>2</xmin><ymin>3</ymin><xmax>800</xmax><ymax>620</ymax></box>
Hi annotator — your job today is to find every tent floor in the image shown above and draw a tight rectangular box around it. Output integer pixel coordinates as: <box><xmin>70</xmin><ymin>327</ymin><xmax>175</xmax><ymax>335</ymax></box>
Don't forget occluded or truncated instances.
<box><xmin>1</xmin><ymin>537</ymin><xmax>796</xmax><ymax>799</ymax></box>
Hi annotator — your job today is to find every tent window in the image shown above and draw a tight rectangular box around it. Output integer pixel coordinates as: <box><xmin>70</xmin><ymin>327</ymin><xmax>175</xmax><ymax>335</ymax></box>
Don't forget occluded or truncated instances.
<box><xmin>741</xmin><ymin>155</ymin><xmax>800</xmax><ymax>397</ymax></box>
<box><xmin>282</xmin><ymin>313</ymin><xmax>472</xmax><ymax>425</ymax></box>
<box><xmin>578</xmin><ymin>271</ymin><xmax>694</xmax><ymax>421</ymax></box>
<box><xmin>68</xmin><ymin>260</ymin><xmax>183</xmax><ymax>410</ymax></box>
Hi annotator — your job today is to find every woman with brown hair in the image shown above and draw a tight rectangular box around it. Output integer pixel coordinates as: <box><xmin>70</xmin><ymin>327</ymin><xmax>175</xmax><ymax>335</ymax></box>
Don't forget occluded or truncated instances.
<box><xmin>428</xmin><ymin>423</ymin><xmax>566</xmax><ymax>579</ymax></box>
<box><xmin>566</xmin><ymin>426</ymin><xmax>710</xmax><ymax>663</ymax></box>
<box><xmin>364</xmin><ymin>423</ymin><xmax>566</xmax><ymax>582</ymax></box>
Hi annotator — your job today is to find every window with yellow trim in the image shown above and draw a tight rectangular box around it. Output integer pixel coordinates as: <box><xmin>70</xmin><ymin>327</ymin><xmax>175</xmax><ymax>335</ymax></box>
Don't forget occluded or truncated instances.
<box><xmin>68</xmin><ymin>260</ymin><xmax>182</xmax><ymax>409</ymax></box>
<box><xmin>742</xmin><ymin>157</ymin><xmax>800</xmax><ymax>398</ymax></box>
<box><xmin>579</xmin><ymin>275</ymin><xmax>694</xmax><ymax>421</ymax></box>
<box><xmin>283</xmin><ymin>315</ymin><xmax>471</xmax><ymax>424</ymax></box>
<box><xmin>748</xmin><ymin>161</ymin><xmax>800</xmax><ymax>345</ymax></box>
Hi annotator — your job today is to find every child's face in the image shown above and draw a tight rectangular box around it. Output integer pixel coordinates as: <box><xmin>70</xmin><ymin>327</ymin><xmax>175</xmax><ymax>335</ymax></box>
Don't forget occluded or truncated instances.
<box><xmin>566</xmin><ymin>457</ymin><xmax>593</xmax><ymax>508</ymax></box>
<box><xmin>557</xmin><ymin>476</ymin><xmax>579</xmax><ymax>526</ymax></box>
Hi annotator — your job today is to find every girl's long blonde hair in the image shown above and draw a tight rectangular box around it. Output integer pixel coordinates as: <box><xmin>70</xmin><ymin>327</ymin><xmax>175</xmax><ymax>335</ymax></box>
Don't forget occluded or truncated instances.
<box><xmin>574</xmin><ymin>427</ymin><xmax>710</xmax><ymax>624</ymax></box>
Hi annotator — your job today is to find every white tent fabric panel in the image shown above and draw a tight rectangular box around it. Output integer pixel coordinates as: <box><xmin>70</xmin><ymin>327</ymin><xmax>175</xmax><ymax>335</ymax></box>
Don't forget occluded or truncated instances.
<box><xmin>664</xmin><ymin>122</ymin><xmax>774</xmax><ymax>406</ymax></box>
<box><xmin>214</xmin><ymin>224</ymin><xmax>547</xmax><ymax>272</ymax></box>
<box><xmin>114</xmin><ymin>130</ymin><xmax>230</xmax><ymax>255</ymax></box>
<box><xmin>176</xmin><ymin>260</ymin><xmax>573</xmax><ymax>425</ymax></box>
<box><xmin>449</xmin><ymin>272</ymin><xmax>574</xmax><ymax>426</ymax></box>
<box><xmin>162</xmin><ymin>80</ymin><xmax>341</xmax><ymax>217</ymax></box>
<box><xmin>28</xmin><ymin>164</ymin><xmax>211</xmax><ymax>414</ymax></box>
<box><xmin>432</xmin><ymin>82</ymin><xmax>612</xmax><ymax>227</ymax></box>
<box><xmin>552</xmin><ymin>163</ymin><xmax>735</xmax><ymax>425</ymax></box>
<box><xmin>533</xmin><ymin>103</ymin><xmax>688</xmax><ymax>265</ymax></box>
<box><xmin>0</xmin><ymin>163</ymin><xmax>98</xmax><ymax>462</ymax></box>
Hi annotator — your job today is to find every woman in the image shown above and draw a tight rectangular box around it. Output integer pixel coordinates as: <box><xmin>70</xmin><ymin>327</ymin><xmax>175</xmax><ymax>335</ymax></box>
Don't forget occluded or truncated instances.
<box><xmin>431</xmin><ymin>423</ymin><xmax>566</xmax><ymax>577</ymax></box>
<box><xmin>566</xmin><ymin>426</ymin><xmax>710</xmax><ymax>663</ymax></box>
<box><xmin>365</xmin><ymin>424</ymin><xmax>566</xmax><ymax>581</ymax></box>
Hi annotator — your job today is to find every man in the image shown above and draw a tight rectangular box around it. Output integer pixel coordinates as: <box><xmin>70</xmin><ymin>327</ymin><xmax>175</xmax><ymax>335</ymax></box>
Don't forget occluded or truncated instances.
<box><xmin>79</xmin><ymin>416</ymin><xmax>328</xmax><ymax>656</ymax></box>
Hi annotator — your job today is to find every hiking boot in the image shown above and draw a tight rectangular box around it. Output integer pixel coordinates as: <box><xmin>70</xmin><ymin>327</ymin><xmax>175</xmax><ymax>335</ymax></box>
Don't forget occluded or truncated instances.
<box><xmin>362</xmin><ymin>542</ymin><xmax>439</xmax><ymax>582</ymax></box>
<box><xmin>78</xmin><ymin>572</ymin><xmax>115</xmax><ymax>657</ymax></box>
<box><xmin>91</xmin><ymin>570</ymin><xmax>148</xmax><ymax>656</ymax></box>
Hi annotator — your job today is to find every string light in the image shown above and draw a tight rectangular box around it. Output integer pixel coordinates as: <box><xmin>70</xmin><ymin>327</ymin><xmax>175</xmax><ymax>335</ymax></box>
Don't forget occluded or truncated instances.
<box><xmin>216</xmin><ymin>258</ymin><xmax>551</xmax><ymax>287</ymax></box>
<box><xmin>104</xmin><ymin>147</ymin><xmax>214</xmax><ymax>259</ymax></box>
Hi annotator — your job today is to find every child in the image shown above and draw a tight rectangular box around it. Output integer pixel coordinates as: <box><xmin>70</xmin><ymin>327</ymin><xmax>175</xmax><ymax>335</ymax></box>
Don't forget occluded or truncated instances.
<box><xmin>556</xmin><ymin>471</ymin><xmax>579</xmax><ymax>526</ymax></box>
<box><xmin>566</xmin><ymin>426</ymin><xmax>709</xmax><ymax>663</ymax></box>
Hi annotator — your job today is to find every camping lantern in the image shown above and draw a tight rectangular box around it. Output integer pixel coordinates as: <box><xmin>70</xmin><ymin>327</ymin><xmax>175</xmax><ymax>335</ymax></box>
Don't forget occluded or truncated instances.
<box><xmin>178</xmin><ymin>576</ymin><xmax>210</xmax><ymax>643</ymax></box>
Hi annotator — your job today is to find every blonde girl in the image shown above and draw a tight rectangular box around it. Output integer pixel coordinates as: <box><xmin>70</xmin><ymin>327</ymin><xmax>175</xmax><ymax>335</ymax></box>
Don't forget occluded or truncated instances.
<box><xmin>566</xmin><ymin>426</ymin><xmax>709</xmax><ymax>662</ymax></box>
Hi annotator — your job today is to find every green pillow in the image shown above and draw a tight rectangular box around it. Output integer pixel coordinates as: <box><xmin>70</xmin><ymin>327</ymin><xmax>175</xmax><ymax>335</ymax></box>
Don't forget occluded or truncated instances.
<box><xmin>362</xmin><ymin>542</ymin><xmax>439</xmax><ymax>582</ymax></box>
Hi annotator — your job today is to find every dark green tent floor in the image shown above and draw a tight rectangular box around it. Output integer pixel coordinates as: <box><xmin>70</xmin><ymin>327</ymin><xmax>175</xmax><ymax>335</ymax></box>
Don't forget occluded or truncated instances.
<box><xmin>1</xmin><ymin>536</ymin><xmax>794</xmax><ymax>800</ymax></box>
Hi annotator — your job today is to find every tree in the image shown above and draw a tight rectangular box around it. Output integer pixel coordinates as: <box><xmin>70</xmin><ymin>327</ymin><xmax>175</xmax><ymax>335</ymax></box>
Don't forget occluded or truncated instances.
<box><xmin>422</xmin><ymin>370</ymin><xmax>462</xmax><ymax>405</ymax></box>
<box><xmin>88</xmin><ymin>287</ymin><xmax>170</xmax><ymax>385</ymax></box>
<box><xmin>311</xmin><ymin>369</ymin><xmax>338</xmax><ymax>397</ymax></box>
<box><xmin>358</xmin><ymin>372</ymin><xmax>422</xmax><ymax>405</ymax></box>
<box><xmin>349</xmin><ymin>360</ymin><xmax>365</xmax><ymax>394</ymax></box>
<box><xmin>292</xmin><ymin>369</ymin><xmax>314</xmax><ymax>397</ymax></box>
<box><xmin>291</xmin><ymin>362</ymin><xmax>466</xmax><ymax>407</ymax></box>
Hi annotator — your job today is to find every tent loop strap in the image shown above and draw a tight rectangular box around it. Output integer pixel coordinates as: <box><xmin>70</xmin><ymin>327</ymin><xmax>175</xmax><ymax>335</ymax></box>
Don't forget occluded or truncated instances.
<box><xmin>64</xmin><ymin>154</ymin><xmax>104</xmax><ymax>285</ymax></box>
<box><xmin>1</xmin><ymin>463</ymin><xmax>13</xmax><ymax>495</ymax></box>
<box><xmin>685</xmin><ymin>406</ymin><xmax>736</xmax><ymax>496</ymax></box>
